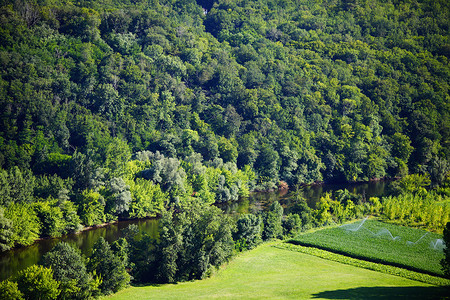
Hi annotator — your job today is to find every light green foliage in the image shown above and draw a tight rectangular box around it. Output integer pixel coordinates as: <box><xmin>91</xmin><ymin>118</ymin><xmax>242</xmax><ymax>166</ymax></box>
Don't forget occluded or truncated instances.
<box><xmin>313</xmin><ymin>193</ymin><xmax>334</xmax><ymax>226</ymax></box>
<box><xmin>104</xmin><ymin>177</ymin><xmax>132</xmax><ymax>216</ymax></box>
<box><xmin>15</xmin><ymin>265</ymin><xmax>60</xmax><ymax>300</ymax></box>
<box><xmin>382</xmin><ymin>192</ymin><xmax>450</xmax><ymax>231</ymax></box>
<box><xmin>78</xmin><ymin>189</ymin><xmax>106</xmax><ymax>226</ymax></box>
<box><xmin>128</xmin><ymin>178</ymin><xmax>165</xmax><ymax>218</ymax></box>
<box><xmin>105</xmin><ymin>138</ymin><xmax>132</xmax><ymax>177</ymax></box>
<box><xmin>59</xmin><ymin>200</ymin><xmax>83</xmax><ymax>233</ymax></box>
<box><xmin>142</xmin><ymin>153</ymin><xmax>187</xmax><ymax>203</ymax></box>
<box><xmin>32</xmin><ymin>200</ymin><xmax>65</xmax><ymax>237</ymax></box>
<box><xmin>5</xmin><ymin>203</ymin><xmax>40</xmax><ymax>247</ymax></box>
<box><xmin>218</xmin><ymin>136</ymin><xmax>238</xmax><ymax>163</ymax></box>
<box><xmin>0</xmin><ymin>280</ymin><xmax>23</xmax><ymax>300</ymax></box>
<box><xmin>391</xmin><ymin>174</ymin><xmax>431</xmax><ymax>196</ymax></box>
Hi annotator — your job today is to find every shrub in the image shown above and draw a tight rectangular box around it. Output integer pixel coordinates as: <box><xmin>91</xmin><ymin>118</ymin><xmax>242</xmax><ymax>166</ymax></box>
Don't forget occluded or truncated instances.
<box><xmin>234</xmin><ymin>213</ymin><xmax>262</xmax><ymax>249</ymax></box>
<box><xmin>262</xmin><ymin>201</ymin><xmax>283</xmax><ymax>240</ymax></box>
<box><xmin>87</xmin><ymin>237</ymin><xmax>130</xmax><ymax>295</ymax></box>
<box><xmin>15</xmin><ymin>265</ymin><xmax>60</xmax><ymax>300</ymax></box>
<box><xmin>41</xmin><ymin>242</ymin><xmax>94</xmax><ymax>299</ymax></box>
<box><xmin>282</xmin><ymin>213</ymin><xmax>302</xmax><ymax>237</ymax></box>
<box><xmin>0</xmin><ymin>280</ymin><xmax>23</xmax><ymax>300</ymax></box>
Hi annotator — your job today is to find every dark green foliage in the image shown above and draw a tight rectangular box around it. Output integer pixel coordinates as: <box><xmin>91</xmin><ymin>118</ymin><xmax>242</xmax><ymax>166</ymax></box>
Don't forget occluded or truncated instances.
<box><xmin>87</xmin><ymin>237</ymin><xmax>130</xmax><ymax>295</ymax></box>
<box><xmin>441</xmin><ymin>222</ymin><xmax>450</xmax><ymax>278</ymax></box>
<box><xmin>126</xmin><ymin>203</ymin><xmax>235</xmax><ymax>284</ymax></box>
<box><xmin>282</xmin><ymin>213</ymin><xmax>302</xmax><ymax>237</ymax></box>
<box><xmin>122</xmin><ymin>225</ymin><xmax>158</xmax><ymax>283</ymax></box>
<box><xmin>156</xmin><ymin>210</ymin><xmax>184</xmax><ymax>283</ymax></box>
<box><xmin>0</xmin><ymin>1</ymin><xmax>449</xmax><ymax>294</ymax></box>
<box><xmin>290</xmin><ymin>200</ymin><xmax>313</xmax><ymax>230</ymax></box>
<box><xmin>15</xmin><ymin>265</ymin><xmax>60</xmax><ymax>300</ymax></box>
<box><xmin>34</xmin><ymin>174</ymin><xmax>74</xmax><ymax>200</ymax></box>
<box><xmin>0</xmin><ymin>167</ymin><xmax>35</xmax><ymax>206</ymax></box>
<box><xmin>158</xmin><ymin>204</ymin><xmax>236</xmax><ymax>282</ymax></box>
<box><xmin>41</xmin><ymin>242</ymin><xmax>93</xmax><ymax>300</ymax></box>
<box><xmin>1</xmin><ymin>0</ymin><xmax>448</xmax><ymax>198</ymax></box>
<box><xmin>262</xmin><ymin>201</ymin><xmax>284</xmax><ymax>240</ymax></box>
<box><xmin>87</xmin><ymin>237</ymin><xmax>129</xmax><ymax>294</ymax></box>
<box><xmin>234</xmin><ymin>213</ymin><xmax>262</xmax><ymax>249</ymax></box>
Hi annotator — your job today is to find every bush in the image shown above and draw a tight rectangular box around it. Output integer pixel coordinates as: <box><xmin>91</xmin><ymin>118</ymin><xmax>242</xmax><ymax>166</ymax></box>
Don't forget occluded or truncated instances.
<box><xmin>15</xmin><ymin>265</ymin><xmax>60</xmax><ymax>300</ymax></box>
<box><xmin>41</xmin><ymin>242</ymin><xmax>95</xmax><ymax>299</ymax></box>
<box><xmin>290</xmin><ymin>200</ymin><xmax>313</xmax><ymax>230</ymax></box>
<box><xmin>282</xmin><ymin>213</ymin><xmax>302</xmax><ymax>237</ymax></box>
<box><xmin>87</xmin><ymin>237</ymin><xmax>130</xmax><ymax>295</ymax></box>
<box><xmin>0</xmin><ymin>280</ymin><xmax>23</xmax><ymax>300</ymax></box>
<box><xmin>5</xmin><ymin>203</ymin><xmax>41</xmax><ymax>247</ymax></box>
<box><xmin>262</xmin><ymin>201</ymin><xmax>283</xmax><ymax>240</ymax></box>
<box><xmin>234</xmin><ymin>213</ymin><xmax>262</xmax><ymax>249</ymax></box>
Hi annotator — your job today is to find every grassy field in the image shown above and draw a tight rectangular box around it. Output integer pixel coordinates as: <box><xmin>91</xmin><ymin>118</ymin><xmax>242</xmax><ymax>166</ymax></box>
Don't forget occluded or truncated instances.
<box><xmin>291</xmin><ymin>219</ymin><xmax>445</xmax><ymax>275</ymax></box>
<box><xmin>103</xmin><ymin>243</ymin><xmax>449</xmax><ymax>300</ymax></box>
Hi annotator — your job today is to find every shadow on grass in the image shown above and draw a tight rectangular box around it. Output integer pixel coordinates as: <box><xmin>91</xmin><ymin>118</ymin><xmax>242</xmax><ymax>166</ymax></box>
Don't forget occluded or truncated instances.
<box><xmin>311</xmin><ymin>286</ymin><xmax>450</xmax><ymax>299</ymax></box>
<box><xmin>130</xmin><ymin>282</ymin><xmax>164</xmax><ymax>288</ymax></box>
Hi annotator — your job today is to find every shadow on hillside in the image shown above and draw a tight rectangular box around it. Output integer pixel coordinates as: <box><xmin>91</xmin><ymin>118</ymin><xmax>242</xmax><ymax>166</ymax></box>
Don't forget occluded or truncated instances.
<box><xmin>311</xmin><ymin>286</ymin><xmax>450</xmax><ymax>299</ymax></box>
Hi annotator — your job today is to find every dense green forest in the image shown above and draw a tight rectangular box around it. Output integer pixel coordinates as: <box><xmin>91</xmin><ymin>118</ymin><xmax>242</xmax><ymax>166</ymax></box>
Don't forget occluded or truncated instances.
<box><xmin>0</xmin><ymin>0</ymin><xmax>449</xmax><ymax>251</ymax></box>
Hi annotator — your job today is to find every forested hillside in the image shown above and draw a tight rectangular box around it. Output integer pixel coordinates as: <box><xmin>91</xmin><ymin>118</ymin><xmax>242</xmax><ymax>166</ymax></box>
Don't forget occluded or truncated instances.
<box><xmin>0</xmin><ymin>0</ymin><xmax>449</xmax><ymax>249</ymax></box>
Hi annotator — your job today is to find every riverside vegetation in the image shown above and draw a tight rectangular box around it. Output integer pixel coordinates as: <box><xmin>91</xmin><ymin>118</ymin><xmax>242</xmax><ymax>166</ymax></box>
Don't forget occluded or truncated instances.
<box><xmin>0</xmin><ymin>0</ymin><xmax>450</xmax><ymax>298</ymax></box>
<box><xmin>2</xmin><ymin>174</ymin><xmax>450</xmax><ymax>299</ymax></box>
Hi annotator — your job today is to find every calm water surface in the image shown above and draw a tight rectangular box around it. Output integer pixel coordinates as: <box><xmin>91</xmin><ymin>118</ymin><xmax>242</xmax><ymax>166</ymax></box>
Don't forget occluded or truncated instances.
<box><xmin>0</xmin><ymin>181</ymin><xmax>389</xmax><ymax>281</ymax></box>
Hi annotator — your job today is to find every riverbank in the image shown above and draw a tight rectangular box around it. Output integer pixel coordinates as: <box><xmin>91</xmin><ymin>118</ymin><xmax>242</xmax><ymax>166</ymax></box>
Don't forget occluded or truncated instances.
<box><xmin>0</xmin><ymin>180</ymin><xmax>390</xmax><ymax>281</ymax></box>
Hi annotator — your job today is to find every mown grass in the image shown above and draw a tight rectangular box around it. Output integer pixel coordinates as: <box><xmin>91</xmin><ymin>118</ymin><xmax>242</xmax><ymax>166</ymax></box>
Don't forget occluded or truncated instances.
<box><xmin>103</xmin><ymin>243</ymin><xmax>449</xmax><ymax>300</ymax></box>
<box><xmin>291</xmin><ymin>219</ymin><xmax>445</xmax><ymax>276</ymax></box>
<box><xmin>276</xmin><ymin>243</ymin><xmax>450</xmax><ymax>286</ymax></box>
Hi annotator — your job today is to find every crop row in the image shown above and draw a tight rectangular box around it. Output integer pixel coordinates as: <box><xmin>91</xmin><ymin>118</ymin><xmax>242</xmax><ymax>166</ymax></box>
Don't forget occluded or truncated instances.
<box><xmin>291</xmin><ymin>219</ymin><xmax>445</xmax><ymax>275</ymax></box>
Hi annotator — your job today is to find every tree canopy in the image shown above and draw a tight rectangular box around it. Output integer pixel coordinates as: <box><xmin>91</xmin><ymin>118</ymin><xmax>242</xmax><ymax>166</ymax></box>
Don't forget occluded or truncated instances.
<box><xmin>0</xmin><ymin>0</ymin><xmax>448</xmax><ymax>250</ymax></box>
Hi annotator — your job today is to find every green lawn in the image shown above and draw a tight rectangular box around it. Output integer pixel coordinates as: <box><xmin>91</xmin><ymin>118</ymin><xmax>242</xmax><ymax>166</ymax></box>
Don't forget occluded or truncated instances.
<box><xmin>103</xmin><ymin>243</ymin><xmax>449</xmax><ymax>299</ymax></box>
<box><xmin>292</xmin><ymin>219</ymin><xmax>445</xmax><ymax>275</ymax></box>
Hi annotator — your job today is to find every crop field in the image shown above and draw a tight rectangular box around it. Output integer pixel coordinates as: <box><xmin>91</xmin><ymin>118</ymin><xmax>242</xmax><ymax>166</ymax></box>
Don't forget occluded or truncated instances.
<box><xmin>291</xmin><ymin>218</ymin><xmax>445</xmax><ymax>276</ymax></box>
<box><xmin>103</xmin><ymin>243</ymin><xmax>448</xmax><ymax>300</ymax></box>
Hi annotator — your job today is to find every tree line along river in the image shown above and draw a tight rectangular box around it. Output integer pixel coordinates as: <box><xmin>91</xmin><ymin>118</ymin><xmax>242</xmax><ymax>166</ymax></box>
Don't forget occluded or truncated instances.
<box><xmin>0</xmin><ymin>181</ymin><xmax>389</xmax><ymax>281</ymax></box>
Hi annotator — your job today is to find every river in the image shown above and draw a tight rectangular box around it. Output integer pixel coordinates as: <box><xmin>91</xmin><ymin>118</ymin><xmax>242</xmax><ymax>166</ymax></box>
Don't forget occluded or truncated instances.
<box><xmin>0</xmin><ymin>180</ymin><xmax>390</xmax><ymax>281</ymax></box>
